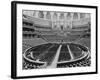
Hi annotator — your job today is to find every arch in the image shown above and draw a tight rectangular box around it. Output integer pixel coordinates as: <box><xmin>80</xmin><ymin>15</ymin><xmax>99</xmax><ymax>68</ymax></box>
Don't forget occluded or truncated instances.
<box><xmin>66</xmin><ymin>12</ymin><xmax>71</xmax><ymax>20</ymax></box>
<box><xmin>38</xmin><ymin>11</ymin><xmax>44</xmax><ymax>18</ymax></box>
<box><xmin>33</xmin><ymin>10</ymin><xmax>39</xmax><ymax>17</ymax></box>
<box><xmin>59</xmin><ymin>13</ymin><xmax>64</xmax><ymax>20</ymax></box>
<box><xmin>53</xmin><ymin>12</ymin><xmax>57</xmax><ymax>21</ymax></box>
<box><xmin>73</xmin><ymin>13</ymin><xmax>78</xmax><ymax>20</ymax></box>
<box><xmin>46</xmin><ymin>11</ymin><xmax>51</xmax><ymax>20</ymax></box>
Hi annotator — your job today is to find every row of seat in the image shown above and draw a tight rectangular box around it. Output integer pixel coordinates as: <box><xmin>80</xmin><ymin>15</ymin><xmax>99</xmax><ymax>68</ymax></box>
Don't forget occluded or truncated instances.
<box><xmin>23</xmin><ymin>43</ymin><xmax>90</xmax><ymax>69</ymax></box>
<box><xmin>57</xmin><ymin>58</ymin><xmax>91</xmax><ymax>68</ymax></box>
<box><xmin>23</xmin><ymin>56</ymin><xmax>91</xmax><ymax>69</ymax></box>
<box><xmin>23</xmin><ymin>34</ymin><xmax>39</xmax><ymax>38</ymax></box>
<box><xmin>23</xmin><ymin>61</ymin><xmax>42</xmax><ymax>69</ymax></box>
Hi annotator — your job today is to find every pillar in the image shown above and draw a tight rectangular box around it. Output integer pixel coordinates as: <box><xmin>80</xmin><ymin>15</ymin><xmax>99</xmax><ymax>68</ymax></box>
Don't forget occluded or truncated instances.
<box><xmin>57</xmin><ymin>13</ymin><xmax>60</xmax><ymax>29</ymax></box>
<box><xmin>64</xmin><ymin>13</ymin><xmax>67</xmax><ymax>29</ymax></box>
<box><xmin>43</xmin><ymin>11</ymin><xmax>47</xmax><ymax>19</ymax></box>
<box><xmin>35</xmin><ymin>10</ymin><xmax>39</xmax><ymax>18</ymax></box>
<box><xmin>50</xmin><ymin>12</ymin><xmax>54</xmax><ymax>29</ymax></box>
<box><xmin>70</xmin><ymin>13</ymin><xmax>74</xmax><ymax>28</ymax></box>
<box><xmin>78</xmin><ymin>13</ymin><xmax>80</xmax><ymax>20</ymax></box>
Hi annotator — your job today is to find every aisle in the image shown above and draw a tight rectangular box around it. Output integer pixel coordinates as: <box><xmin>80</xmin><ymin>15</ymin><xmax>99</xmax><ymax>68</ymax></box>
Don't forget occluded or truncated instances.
<box><xmin>47</xmin><ymin>44</ymin><xmax>62</xmax><ymax>68</ymax></box>
<box><xmin>67</xmin><ymin>45</ymin><xmax>74</xmax><ymax>60</ymax></box>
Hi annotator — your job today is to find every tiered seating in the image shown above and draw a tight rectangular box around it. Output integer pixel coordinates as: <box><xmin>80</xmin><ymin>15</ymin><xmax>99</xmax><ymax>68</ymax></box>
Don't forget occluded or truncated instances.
<box><xmin>23</xmin><ymin>34</ymin><xmax>39</xmax><ymax>39</ymax></box>
<box><xmin>78</xmin><ymin>44</ymin><xmax>88</xmax><ymax>52</ymax></box>
<box><xmin>23</xmin><ymin>43</ymin><xmax>60</xmax><ymax>69</ymax></box>
<box><xmin>23</xmin><ymin>56</ymin><xmax>91</xmax><ymax>69</ymax></box>
<box><xmin>42</xmin><ymin>35</ymin><xmax>64</xmax><ymax>42</ymax></box>
<box><xmin>23</xmin><ymin>43</ymin><xmax>90</xmax><ymax>69</ymax></box>
<box><xmin>39</xmin><ymin>30</ymin><xmax>55</xmax><ymax>35</ymax></box>
<box><xmin>63</xmin><ymin>35</ymin><xmax>80</xmax><ymax>42</ymax></box>
<box><xmin>57</xmin><ymin>57</ymin><xmax>91</xmax><ymax>68</ymax></box>
<box><xmin>23</xmin><ymin>42</ymin><xmax>32</xmax><ymax>53</ymax></box>
<box><xmin>23</xmin><ymin>20</ymin><xmax>33</xmax><ymax>26</ymax></box>
<box><xmin>23</xmin><ymin>58</ymin><xmax>45</xmax><ymax>69</ymax></box>
<box><xmin>23</xmin><ymin>46</ymin><xmax>48</xmax><ymax>69</ymax></box>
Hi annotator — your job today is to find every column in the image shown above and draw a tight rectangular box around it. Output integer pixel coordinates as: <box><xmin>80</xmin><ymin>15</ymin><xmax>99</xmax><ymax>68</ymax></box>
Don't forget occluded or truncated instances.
<box><xmin>57</xmin><ymin>13</ymin><xmax>60</xmax><ymax>29</ymax></box>
<box><xmin>64</xmin><ymin>13</ymin><xmax>67</xmax><ymax>29</ymax></box>
<box><xmin>78</xmin><ymin>13</ymin><xmax>80</xmax><ymax>20</ymax></box>
<box><xmin>57</xmin><ymin>13</ymin><xmax>60</xmax><ymax>20</ymax></box>
<box><xmin>71</xmin><ymin>13</ymin><xmax>74</xmax><ymax>21</ymax></box>
<box><xmin>43</xmin><ymin>11</ymin><xmax>47</xmax><ymax>19</ymax></box>
<box><xmin>70</xmin><ymin>13</ymin><xmax>74</xmax><ymax>28</ymax></box>
<box><xmin>50</xmin><ymin>12</ymin><xmax>54</xmax><ymax>20</ymax></box>
<box><xmin>50</xmin><ymin>12</ymin><xmax>54</xmax><ymax>29</ymax></box>
<box><xmin>35</xmin><ymin>10</ymin><xmax>39</xmax><ymax>18</ymax></box>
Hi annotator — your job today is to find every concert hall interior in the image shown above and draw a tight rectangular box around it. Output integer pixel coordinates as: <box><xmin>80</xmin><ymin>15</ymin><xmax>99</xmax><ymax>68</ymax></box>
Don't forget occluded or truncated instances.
<box><xmin>22</xmin><ymin>10</ymin><xmax>91</xmax><ymax>69</ymax></box>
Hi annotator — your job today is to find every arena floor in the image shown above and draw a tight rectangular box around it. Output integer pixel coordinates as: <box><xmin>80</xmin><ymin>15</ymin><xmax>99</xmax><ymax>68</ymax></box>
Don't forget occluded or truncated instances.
<box><xmin>22</xmin><ymin>37</ymin><xmax>90</xmax><ymax>69</ymax></box>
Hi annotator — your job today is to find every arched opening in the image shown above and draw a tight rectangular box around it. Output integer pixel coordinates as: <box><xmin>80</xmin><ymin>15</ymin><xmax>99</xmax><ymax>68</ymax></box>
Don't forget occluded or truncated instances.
<box><xmin>38</xmin><ymin>11</ymin><xmax>44</xmax><ymax>18</ymax></box>
<box><xmin>46</xmin><ymin>12</ymin><xmax>51</xmax><ymax>20</ymax></box>
<box><xmin>60</xmin><ymin>13</ymin><xmax>64</xmax><ymax>20</ymax></box>
<box><xmin>73</xmin><ymin>13</ymin><xmax>78</xmax><ymax>20</ymax></box>
<box><xmin>67</xmin><ymin>12</ymin><xmax>71</xmax><ymax>20</ymax></box>
<box><xmin>53</xmin><ymin>12</ymin><xmax>57</xmax><ymax>21</ymax></box>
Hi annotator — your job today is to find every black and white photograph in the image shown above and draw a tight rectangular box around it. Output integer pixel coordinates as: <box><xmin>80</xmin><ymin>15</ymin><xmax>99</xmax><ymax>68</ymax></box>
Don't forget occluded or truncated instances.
<box><xmin>22</xmin><ymin>10</ymin><xmax>91</xmax><ymax>69</ymax></box>
<box><xmin>11</xmin><ymin>1</ymin><xmax>97</xmax><ymax>79</ymax></box>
